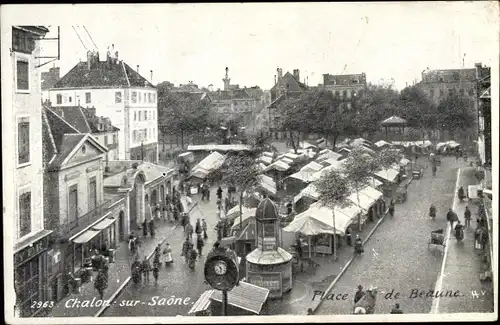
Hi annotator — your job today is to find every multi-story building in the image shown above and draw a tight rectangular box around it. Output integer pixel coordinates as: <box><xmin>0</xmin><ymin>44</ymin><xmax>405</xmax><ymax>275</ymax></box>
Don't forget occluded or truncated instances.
<box><xmin>41</xmin><ymin>65</ymin><xmax>60</xmax><ymax>102</ymax></box>
<box><xmin>48</xmin><ymin>51</ymin><xmax>158</xmax><ymax>163</ymax></box>
<box><xmin>209</xmin><ymin>67</ymin><xmax>257</xmax><ymax>126</ymax></box>
<box><xmin>43</xmin><ymin>104</ymin><xmax>120</xmax><ymax>163</ymax></box>
<box><xmin>321</xmin><ymin>72</ymin><xmax>368</xmax><ymax>110</ymax></box>
<box><xmin>2</xmin><ymin>25</ymin><xmax>52</xmax><ymax>317</ymax></box>
<box><xmin>268</xmin><ymin>68</ymin><xmax>308</xmax><ymax>139</ymax></box>
<box><xmin>418</xmin><ymin>65</ymin><xmax>479</xmax><ymax>141</ymax></box>
<box><xmin>476</xmin><ymin>65</ymin><xmax>491</xmax><ymax>168</ymax></box>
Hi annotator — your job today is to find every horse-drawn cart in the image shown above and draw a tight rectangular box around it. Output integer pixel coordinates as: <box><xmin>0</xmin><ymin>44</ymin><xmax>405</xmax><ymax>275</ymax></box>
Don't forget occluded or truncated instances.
<box><xmin>428</xmin><ymin>229</ymin><xmax>446</xmax><ymax>250</ymax></box>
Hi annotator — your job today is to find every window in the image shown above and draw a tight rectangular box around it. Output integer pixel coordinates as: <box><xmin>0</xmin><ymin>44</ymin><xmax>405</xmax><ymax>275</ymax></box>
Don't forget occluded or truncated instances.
<box><xmin>153</xmin><ymin>93</ymin><xmax>156</xmax><ymax>103</ymax></box>
<box><xmin>16</xmin><ymin>60</ymin><xmax>29</xmax><ymax>91</ymax></box>
<box><xmin>148</xmin><ymin>93</ymin><xmax>152</xmax><ymax>103</ymax></box>
<box><xmin>131</xmin><ymin>91</ymin><xmax>137</xmax><ymax>103</ymax></box>
<box><xmin>19</xmin><ymin>191</ymin><xmax>31</xmax><ymax>237</ymax></box>
<box><xmin>18</xmin><ymin>117</ymin><xmax>30</xmax><ymax>165</ymax></box>
<box><xmin>69</xmin><ymin>96</ymin><xmax>72</xmax><ymax>103</ymax></box>
<box><xmin>115</xmin><ymin>92</ymin><xmax>122</xmax><ymax>103</ymax></box>
<box><xmin>88</xmin><ymin>177</ymin><xmax>97</xmax><ymax>211</ymax></box>
<box><xmin>12</xmin><ymin>28</ymin><xmax>36</xmax><ymax>54</ymax></box>
<box><xmin>430</xmin><ymin>89</ymin><xmax>435</xmax><ymax>98</ymax></box>
<box><xmin>144</xmin><ymin>110</ymin><xmax>147</xmax><ymax>120</ymax></box>
<box><xmin>113</xmin><ymin>134</ymin><xmax>117</xmax><ymax>144</ymax></box>
<box><xmin>343</xmin><ymin>90</ymin><xmax>347</xmax><ymax>99</ymax></box>
<box><xmin>468</xmin><ymin>88</ymin><xmax>474</xmax><ymax>96</ymax></box>
<box><xmin>139</xmin><ymin>92</ymin><xmax>142</xmax><ymax>103</ymax></box>
<box><xmin>134</xmin><ymin>111</ymin><xmax>137</xmax><ymax>121</ymax></box>
<box><xmin>138</xmin><ymin>111</ymin><xmax>142</xmax><ymax>121</ymax></box>
<box><xmin>439</xmin><ymin>89</ymin><xmax>444</xmax><ymax>97</ymax></box>
<box><xmin>104</xmin><ymin>134</ymin><xmax>108</xmax><ymax>146</ymax></box>
<box><xmin>133</xmin><ymin>130</ymin><xmax>137</xmax><ymax>142</ymax></box>
<box><xmin>68</xmin><ymin>185</ymin><xmax>78</xmax><ymax>224</ymax></box>
<box><xmin>56</xmin><ymin>94</ymin><xmax>62</xmax><ymax>104</ymax></box>
<box><xmin>459</xmin><ymin>88</ymin><xmax>465</xmax><ymax>96</ymax></box>
<box><xmin>83</xmin><ymin>92</ymin><xmax>90</xmax><ymax>104</ymax></box>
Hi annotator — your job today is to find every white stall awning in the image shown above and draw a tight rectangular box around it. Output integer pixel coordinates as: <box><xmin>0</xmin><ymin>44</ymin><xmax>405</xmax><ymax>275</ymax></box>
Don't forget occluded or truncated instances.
<box><xmin>73</xmin><ymin>229</ymin><xmax>100</xmax><ymax>244</ymax></box>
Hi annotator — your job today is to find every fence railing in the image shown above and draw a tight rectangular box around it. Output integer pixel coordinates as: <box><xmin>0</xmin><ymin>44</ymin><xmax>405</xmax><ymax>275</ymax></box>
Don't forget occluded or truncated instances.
<box><xmin>58</xmin><ymin>200</ymin><xmax>114</xmax><ymax>239</ymax></box>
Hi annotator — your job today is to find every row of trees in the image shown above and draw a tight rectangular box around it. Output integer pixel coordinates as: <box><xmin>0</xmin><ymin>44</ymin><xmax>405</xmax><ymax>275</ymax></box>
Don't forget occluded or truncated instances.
<box><xmin>277</xmin><ymin>84</ymin><xmax>476</xmax><ymax>149</ymax></box>
<box><xmin>316</xmin><ymin>147</ymin><xmax>401</xmax><ymax>260</ymax></box>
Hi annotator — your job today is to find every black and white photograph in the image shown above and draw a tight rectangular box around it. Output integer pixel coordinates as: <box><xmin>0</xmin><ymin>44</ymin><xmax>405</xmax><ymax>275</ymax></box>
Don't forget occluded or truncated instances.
<box><xmin>1</xmin><ymin>2</ymin><xmax>498</xmax><ymax>323</ymax></box>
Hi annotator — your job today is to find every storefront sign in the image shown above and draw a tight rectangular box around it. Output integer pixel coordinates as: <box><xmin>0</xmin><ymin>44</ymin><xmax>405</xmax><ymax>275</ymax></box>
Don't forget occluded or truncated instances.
<box><xmin>257</xmin><ymin>237</ymin><xmax>276</xmax><ymax>250</ymax></box>
<box><xmin>247</xmin><ymin>272</ymin><xmax>282</xmax><ymax>294</ymax></box>
<box><xmin>15</xmin><ymin>236</ymin><xmax>49</xmax><ymax>266</ymax></box>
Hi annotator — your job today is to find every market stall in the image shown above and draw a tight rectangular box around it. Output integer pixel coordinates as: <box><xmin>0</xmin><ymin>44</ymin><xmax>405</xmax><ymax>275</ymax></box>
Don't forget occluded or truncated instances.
<box><xmin>283</xmin><ymin>201</ymin><xmax>362</xmax><ymax>256</ymax></box>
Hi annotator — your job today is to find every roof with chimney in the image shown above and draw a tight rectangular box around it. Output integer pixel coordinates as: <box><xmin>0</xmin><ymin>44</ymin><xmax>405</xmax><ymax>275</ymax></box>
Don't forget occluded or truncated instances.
<box><xmin>271</xmin><ymin>72</ymin><xmax>307</xmax><ymax>94</ymax></box>
<box><xmin>42</xmin><ymin>106</ymin><xmax>107</xmax><ymax>170</ymax></box>
<box><xmin>52</xmin><ymin>60</ymin><xmax>154</xmax><ymax>89</ymax></box>
<box><xmin>268</xmin><ymin>91</ymin><xmax>303</xmax><ymax>109</ymax></box>
<box><xmin>41</xmin><ymin>67</ymin><xmax>61</xmax><ymax>91</ymax></box>
<box><xmin>43</xmin><ymin>105</ymin><xmax>119</xmax><ymax>135</ymax></box>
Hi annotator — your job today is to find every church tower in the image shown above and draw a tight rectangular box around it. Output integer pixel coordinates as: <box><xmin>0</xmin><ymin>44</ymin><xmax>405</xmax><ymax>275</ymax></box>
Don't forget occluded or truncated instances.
<box><xmin>222</xmin><ymin>67</ymin><xmax>231</xmax><ymax>90</ymax></box>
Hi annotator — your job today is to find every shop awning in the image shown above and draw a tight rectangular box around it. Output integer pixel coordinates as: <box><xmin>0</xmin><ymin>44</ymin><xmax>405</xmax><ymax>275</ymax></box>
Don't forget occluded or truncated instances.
<box><xmin>316</xmin><ymin>150</ymin><xmax>343</xmax><ymax>162</ymax></box>
<box><xmin>224</xmin><ymin>206</ymin><xmax>257</xmax><ymax>221</ymax></box>
<box><xmin>281</xmin><ymin>157</ymin><xmax>294</xmax><ymax>165</ymax></box>
<box><xmin>258</xmin><ymin>174</ymin><xmax>277</xmax><ymax>195</ymax></box>
<box><xmin>73</xmin><ymin>229</ymin><xmax>100</xmax><ymax>244</ymax></box>
<box><xmin>220</xmin><ymin>236</ymin><xmax>237</xmax><ymax>247</ymax></box>
<box><xmin>348</xmin><ymin>187</ymin><xmax>381</xmax><ymax>211</ymax></box>
<box><xmin>92</xmin><ymin>217</ymin><xmax>116</xmax><ymax>230</ymax></box>
<box><xmin>258</xmin><ymin>156</ymin><xmax>273</xmax><ymax>165</ymax></box>
<box><xmin>210</xmin><ymin>281</ymin><xmax>270</xmax><ymax>314</ymax></box>
<box><xmin>374</xmin><ymin>167</ymin><xmax>400</xmax><ymax>183</ymax></box>
<box><xmin>301</xmin><ymin>161</ymin><xmax>324</xmax><ymax>173</ymax></box>
<box><xmin>263</xmin><ymin>160</ymin><xmax>290</xmax><ymax>172</ymax></box>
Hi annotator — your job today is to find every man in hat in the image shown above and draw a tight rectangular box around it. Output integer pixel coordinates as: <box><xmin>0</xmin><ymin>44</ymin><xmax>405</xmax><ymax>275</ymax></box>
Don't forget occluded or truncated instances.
<box><xmin>354</xmin><ymin>285</ymin><xmax>365</xmax><ymax>304</ymax></box>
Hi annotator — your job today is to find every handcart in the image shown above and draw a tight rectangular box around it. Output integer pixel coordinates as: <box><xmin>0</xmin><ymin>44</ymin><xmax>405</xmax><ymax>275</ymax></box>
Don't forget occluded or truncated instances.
<box><xmin>394</xmin><ymin>186</ymin><xmax>407</xmax><ymax>204</ymax></box>
<box><xmin>428</xmin><ymin>229</ymin><xmax>446</xmax><ymax>251</ymax></box>
<box><xmin>412</xmin><ymin>163</ymin><xmax>425</xmax><ymax>179</ymax></box>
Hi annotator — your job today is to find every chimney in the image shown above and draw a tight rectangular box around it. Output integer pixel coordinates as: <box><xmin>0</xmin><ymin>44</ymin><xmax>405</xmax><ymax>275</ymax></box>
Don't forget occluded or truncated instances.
<box><xmin>274</xmin><ymin>75</ymin><xmax>276</xmax><ymax>85</ymax></box>
<box><xmin>137</xmin><ymin>65</ymin><xmax>140</xmax><ymax>73</ymax></box>
<box><xmin>87</xmin><ymin>106</ymin><xmax>97</xmax><ymax>116</ymax></box>
<box><xmin>115</xmin><ymin>51</ymin><xmax>119</xmax><ymax>64</ymax></box>
<box><xmin>87</xmin><ymin>50</ymin><xmax>92</xmax><ymax>69</ymax></box>
<box><xmin>293</xmin><ymin>69</ymin><xmax>300</xmax><ymax>81</ymax></box>
<box><xmin>150</xmin><ymin>70</ymin><xmax>153</xmax><ymax>83</ymax></box>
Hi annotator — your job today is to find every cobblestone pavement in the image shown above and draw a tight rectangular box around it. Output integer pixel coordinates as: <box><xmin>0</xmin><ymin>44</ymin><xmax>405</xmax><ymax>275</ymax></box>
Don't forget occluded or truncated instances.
<box><xmin>315</xmin><ymin>157</ymin><xmax>465</xmax><ymax>315</ymax></box>
<box><xmin>101</xmin><ymin>187</ymin><xmax>220</xmax><ymax>317</ymax></box>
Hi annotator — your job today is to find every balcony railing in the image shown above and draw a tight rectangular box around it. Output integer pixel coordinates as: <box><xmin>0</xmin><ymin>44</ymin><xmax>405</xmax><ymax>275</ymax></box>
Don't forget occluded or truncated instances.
<box><xmin>58</xmin><ymin>200</ymin><xmax>113</xmax><ymax>240</ymax></box>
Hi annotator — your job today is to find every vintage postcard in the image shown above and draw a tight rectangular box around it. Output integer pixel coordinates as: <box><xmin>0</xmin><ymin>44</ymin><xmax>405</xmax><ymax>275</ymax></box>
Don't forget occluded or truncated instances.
<box><xmin>2</xmin><ymin>2</ymin><xmax>498</xmax><ymax>324</ymax></box>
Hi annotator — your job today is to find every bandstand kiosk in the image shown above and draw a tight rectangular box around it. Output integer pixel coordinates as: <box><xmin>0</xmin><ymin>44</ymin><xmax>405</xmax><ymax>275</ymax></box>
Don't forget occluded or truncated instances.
<box><xmin>245</xmin><ymin>198</ymin><xmax>293</xmax><ymax>298</ymax></box>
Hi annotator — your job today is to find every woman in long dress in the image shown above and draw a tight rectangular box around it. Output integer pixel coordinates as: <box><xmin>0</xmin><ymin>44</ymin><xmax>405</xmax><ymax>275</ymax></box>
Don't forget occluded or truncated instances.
<box><xmin>163</xmin><ymin>243</ymin><xmax>173</xmax><ymax>266</ymax></box>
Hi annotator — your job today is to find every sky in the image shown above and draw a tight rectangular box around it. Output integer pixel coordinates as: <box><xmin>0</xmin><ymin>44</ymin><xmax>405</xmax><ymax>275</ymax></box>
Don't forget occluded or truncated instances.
<box><xmin>4</xmin><ymin>2</ymin><xmax>499</xmax><ymax>91</ymax></box>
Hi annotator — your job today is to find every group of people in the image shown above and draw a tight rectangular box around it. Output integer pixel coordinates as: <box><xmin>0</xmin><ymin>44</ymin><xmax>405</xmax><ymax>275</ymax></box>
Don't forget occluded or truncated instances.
<box><xmin>181</xmin><ymin>218</ymin><xmax>207</xmax><ymax>270</ymax></box>
<box><xmin>353</xmin><ymin>285</ymin><xmax>403</xmax><ymax>314</ymax></box>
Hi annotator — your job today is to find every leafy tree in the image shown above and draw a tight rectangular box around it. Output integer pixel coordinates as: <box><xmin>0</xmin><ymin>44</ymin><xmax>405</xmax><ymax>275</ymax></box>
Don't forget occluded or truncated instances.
<box><xmin>276</xmin><ymin>94</ymin><xmax>311</xmax><ymax>153</ymax></box>
<box><xmin>399</xmin><ymin>86</ymin><xmax>438</xmax><ymax>139</ymax></box>
<box><xmin>436</xmin><ymin>95</ymin><xmax>475</xmax><ymax>139</ymax></box>
<box><xmin>375</xmin><ymin>148</ymin><xmax>401</xmax><ymax>194</ymax></box>
<box><xmin>316</xmin><ymin>169</ymin><xmax>352</xmax><ymax>260</ymax></box>
<box><xmin>354</xmin><ymin>84</ymin><xmax>401</xmax><ymax>137</ymax></box>
<box><xmin>220</xmin><ymin>153</ymin><xmax>261</xmax><ymax>231</ymax></box>
<box><xmin>157</xmin><ymin>87</ymin><xmax>216</xmax><ymax>149</ymax></box>
<box><xmin>342</xmin><ymin>148</ymin><xmax>377</xmax><ymax>230</ymax></box>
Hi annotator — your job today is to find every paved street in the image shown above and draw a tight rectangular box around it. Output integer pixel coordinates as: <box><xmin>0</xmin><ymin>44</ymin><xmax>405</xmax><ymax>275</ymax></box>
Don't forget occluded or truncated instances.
<box><xmin>101</xmin><ymin>187</ymin><xmax>221</xmax><ymax>317</ymax></box>
<box><xmin>316</xmin><ymin>157</ymin><xmax>464</xmax><ymax>315</ymax></box>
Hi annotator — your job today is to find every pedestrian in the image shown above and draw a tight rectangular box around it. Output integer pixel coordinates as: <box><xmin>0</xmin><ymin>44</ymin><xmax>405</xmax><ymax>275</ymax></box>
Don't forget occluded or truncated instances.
<box><xmin>154</xmin><ymin>244</ymin><xmax>161</xmax><ymax>267</ymax></box>
<box><xmin>432</xmin><ymin>164</ymin><xmax>437</xmax><ymax>176</ymax></box>
<box><xmin>354</xmin><ymin>285</ymin><xmax>365</xmax><ymax>304</ymax></box>
<box><xmin>390</xmin><ymin>303</ymin><xmax>404</xmax><ymax>314</ymax></box>
<box><xmin>197</xmin><ymin>236</ymin><xmax>205</xmax><ymax>256</ymax></box>
<box><xmin>202</xmin><ymin>219</ymin><xmax>208</xmax><ymax>239</ymax></box>
<box><xmin>182</xmin><ymin>238</ymin><xmax>191</xmax><ymax>263</ymax></box>
<box><xmin>216</xmin><ymin>186</ymin><xmax>223</xmax><ymax>201</ymax></box>
<box><xmin>164</xmin><ymin>243</ymin><xmax>173</xmax><ymax>266</ymax></box>
<box><xmin>163</xmin><ymin>204</ymin><xmax>169</xmax><ymax>222</ymax></box>
<box><xmin>94</xmin><ymin>270</ymin><xmax>107</xmax><ymax>300</ymax></box>
<box><xmin>464</xmin><ymin>206</ymin><xmax>472</xmax><ymax>228</ymax></box>
<box><xmin>188</xmin><ymin>245</ymin><xmax>198</xmax><ymax>269</ymax></box>
<box><xmin>345</xmin><ymin>228</ymin><xmax>352</xmax><ymax>246</ymax></box>
<box><xmin>142</xmin><ymin>257</ymin><xmax>151</xmax><ymax>282</ymax></box>
<box><xmin>446</xmin><ymin>208</ymin><xmax>457</xmax><ymax>227</ymax></box>
<box><xmin>295</xmin><ymin>237</ymin><xmax>303</xmax><ymax>259</ymax></box>
<box><xmin>173</xmin><ymin>205</ymin><xmax>179</xmax><ymax>222</ymax></box>
<box><xmin>204</xmin><ymin>183</ymin><xmax>211</xmax><ymax>201</ymax></box>
<box><xmin>181</xmin><ymin>212</ymin><xmax>188</xmax><ymax>231</ymax></box>
<box><xmin>195</xmin><ymin>218</ymin><xmax>202</xmax><ymax>237</ymax></box>
<box><xmin>185</xmin><ymin>222</ymin><xmax>194</xmax><ymax>241</ymax></box>
<box><xmin>149</xmin><ymin>219</ymin><xmax>155</xmax><ymax>237</ymax></box>
<box><xmin>152</xmin><ymin>260</ymin><xmax>160</xmax><ymax>284</ymax></box>
<box><xmin>131</xmin><ymin>255</ymin><xmax>142</xmax><ymax>285</ymax></box>
<box><xmin>388</xmin><ymin>199</ymin><xmax>395</xmax><ymax>217</ymax></box>
<box><xmin>142</xmin><ymin>220</ymin><xmax>148</xmax><ymax>237</ymax></box>
<box><xmin>155</xmin><ymin>203</ymin><xmax>161</xmax><ymax>220</ymax></box>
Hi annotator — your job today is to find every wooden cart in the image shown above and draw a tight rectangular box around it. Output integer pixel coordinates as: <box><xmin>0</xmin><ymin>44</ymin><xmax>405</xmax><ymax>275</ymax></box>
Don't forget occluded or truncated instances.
<box><xmin>428</xmin><ymin>229</ymin><xmax>446</xmax><ymax>251</ymax></box>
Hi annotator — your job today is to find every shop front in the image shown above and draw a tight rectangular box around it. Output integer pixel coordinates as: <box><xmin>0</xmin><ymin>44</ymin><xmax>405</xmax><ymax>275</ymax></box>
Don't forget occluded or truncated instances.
<box><xmin>246</xmin><ymin>262</ymin><xmax>292</xmax><ymax>298</ymax></box>
<box><xmin>14</xmin><ymin>230</ymin><xmax>52</xmax><ymax>317</ymax></box>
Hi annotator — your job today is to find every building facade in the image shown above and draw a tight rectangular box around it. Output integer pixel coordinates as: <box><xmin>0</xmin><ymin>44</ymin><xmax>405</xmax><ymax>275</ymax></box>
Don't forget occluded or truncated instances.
<box><xmin>476</xmin><ymin>65</ymin><xmax>491</xmax><ymax>168</ymax></box>
<box><xmin>209</xmin><ymin>68</ymin><xmax>258</xmax><ymax>126</ymax></box>
<box><xmin>3</xmin><ymin>26</ymin><xmax>52</xmax><ymax>317</ymax></box>
<box><xmin>322</xmin><ymin>72</ymin><xmax>368</xmax><ymax>110</ymax></box>
<box><xmin>41</xmin><ymin>65</ymin><xmax>60</xmax><ymax>102</ymax></box>
<box><xmin>48</xmin><ymin>51</ymin><xmax>158</xmax><ymax>163</ymax></box>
